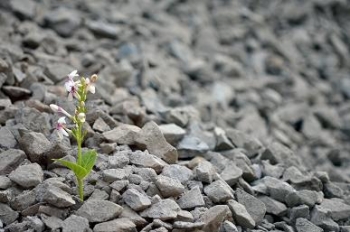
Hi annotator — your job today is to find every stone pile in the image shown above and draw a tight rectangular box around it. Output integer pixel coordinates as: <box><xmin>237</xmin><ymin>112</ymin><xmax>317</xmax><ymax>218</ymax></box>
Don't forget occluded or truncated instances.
<box><xmin>0</xmin><ymin>0</ymin><xmax>350</xmax><ymax>231</ymax></box>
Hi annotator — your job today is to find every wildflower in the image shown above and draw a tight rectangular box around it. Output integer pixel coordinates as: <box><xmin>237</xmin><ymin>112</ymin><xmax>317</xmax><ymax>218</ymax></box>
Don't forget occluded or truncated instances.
<box><xmin>85</xmin><ymin>78</ymin><xmax>95</xmax><ymax>94</ymax></box>
<box><xmin>77</xmin><ymin>113</ymin><xmax>86</xmax><ymax>123</ymax></box>
<box><xmin>65</xmin><ymin>70</ymin><xmax>80</xmax><ymax>100</ymax></box>
<box><xmin>50</xmin><ymin>104</ymin><xmax>72</xmax><ymax>118</ymax></box>
<box><xmin>56</xmin><ymin>117</ymin><xmax>69</xmax><ymax>139</ymax></box>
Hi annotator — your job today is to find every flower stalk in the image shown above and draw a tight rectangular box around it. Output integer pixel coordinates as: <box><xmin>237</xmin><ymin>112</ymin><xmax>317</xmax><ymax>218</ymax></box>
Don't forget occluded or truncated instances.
<box><xmin>50</xmin><ymin>70</ymin><xmax>98</xmax><ymax>201</ymax></box>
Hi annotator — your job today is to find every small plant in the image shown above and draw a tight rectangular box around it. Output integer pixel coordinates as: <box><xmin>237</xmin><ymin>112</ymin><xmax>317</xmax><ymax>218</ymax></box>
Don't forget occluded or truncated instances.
<box><xmin>50</xmin><ymin>70</ymin><xmax>98</xmax><ymax>201</ymax></box>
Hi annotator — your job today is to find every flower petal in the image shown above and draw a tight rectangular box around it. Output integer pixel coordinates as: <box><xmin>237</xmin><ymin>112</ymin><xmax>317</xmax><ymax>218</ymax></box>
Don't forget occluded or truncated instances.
<box><xmin>88</xmin><ymin>85</ymin><xmax>95</xmax><ymax>94</ymax></box>
<box><xmin>59</xmin><ymin>128</ymin><xmax>69</xmax><ymax>137</ymax></box>
<box><xmin>50</xmin><ymin>104</ymin><xmax>59</xmax><ymax>112</ymax></box>
<box><xmin>58</xmin><ymin>117</ymin><xmax>66</xmax><ymax>124</ymax></box>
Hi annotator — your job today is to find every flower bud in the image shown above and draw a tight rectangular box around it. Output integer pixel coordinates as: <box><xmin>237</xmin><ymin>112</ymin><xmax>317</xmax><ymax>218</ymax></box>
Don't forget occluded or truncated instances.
<box><xmin>90</xmin><ymin>74</ymin><xmax>98</xmax><ymax>83</ymax></box>
<box><xmin>77</xmin><ymin>113</ymin><xmax>86</xmax><ymax>123</ymax></box>
<box><xmin>50</xmin><ymin>104</ymin><xmax>59</xmax><ymax>112</ymax></box>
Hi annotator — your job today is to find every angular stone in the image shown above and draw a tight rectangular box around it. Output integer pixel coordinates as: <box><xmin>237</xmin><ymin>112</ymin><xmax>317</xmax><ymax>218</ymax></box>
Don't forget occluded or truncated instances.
<box><xmin>86</xmin><ymin>20</ymin><xmax>121</xmax><ymax>39</ymax></box>
<box><xmin>135</xmin><ymin>121</ymin><xmax>178</xmax><ymax>164</ymax></box>
<box><xmin>261</xmin><ymin>142</ymin><xmax>300</xmax><ymax>167</ymax></box>
<box><xmin>195</xmin><ymin>160</ymin><xmax>217</xmax><ymax>184</ymax></box>
<box><xmin>11</xmin><ymin>189</ymin><xmax>36</xmax><ymax>211</ymax></box>
<box><xmin>177</xmin><ymin>186</ymin><xmax>205</xmax><ymax>209</ymax></box>
<box><xmin>258</xmin><ymin>196</ymin><xmax>287</xmax><ymax>216</ymax></box>
<box><xmin>290</xmin><ymin>205</ymin><xmax>309</xmax><ymax>223</ymax></box>
<box><xmin>36</xmin><ymin>183</ymin><xmax>75</xmax><ymax>208</ymax></box>
<box><xmin>177</xmin><ymin>136</ymin><xmax>209</xmax><ymax>158</ymax></box>
<box><xmin>129</xmin><ymin>150</ymin><xmax>167</xmax><ymax>173</ymax></box>
<box><xmin>0</xmin><ymin>149</ymin><xmax>26</xmax><ymax>175</ymax></box>
<box><xmin>311</xmin><ymin>205</ymin><xmax>339</xmax><ymax>232</ymax></box>
<box><xmin>253</xmin><ymin>176</ymin><xmax>295</xmax><ymax>202</ymax></box>
<box><xmin>318</xmin><ymin>198</ymin><xmax>350</xmax><ymax>221</ymax></box>
<box><xmin>9</xmin><ymin>163</ymin><xmax>43</xmax><ymax>188</ymax></box>
<box><xmin>76</xmin><ymin>200</ymin><xmax>123</xmax><ymax>223</ymax></box>
<box><xmin>2</xmin><ymin>86</ymin><xmax>31</xmax><ymax>99</ymax></box>
<box><xmin>119</xmin><ymin>205</ymin><xmax>147</xmax><ymax>227</ymax></box>
<box><xmin>93</xmin><ymin>218</ymin><xmax>136</xmax><ymax>232</ymax></box>
<box><xmin>0</xmin><ymin>176</ymin><xmax>11</xmax><ymax>190</ymax></box>
<box><xmin>235</xmin><ymin>188</ymin><xmax>266</xmax><ymax>223</ymax></box>
<box><xmin>140</xmin><ymin>199</ymin><xmax>180</xmax><ymax>220</ymax></box>
<box><xmin>226</xmin><ymin>129</ymin><xmax>263</xmax><ymax>157</ymax></box>
<box><xmin>10</xmin><ymin>0</ymin><xmax>36</xmax><ymax>19</ymax></box>
<box><xmin>44</xmin><ymin>63</ymin><xmax>75</xmax><ymax>83</ymax></box>
<box><xmin>62</xmin><ymin>215</ymin><xmax>89</xmax><ymax>232</ymax></box>
<box><xmin>122</xmin><ymin>188</ymin><xmax>151</xmax><ymax>211</ymax></box>
<box><xmin>19</xmin><ymin>131</ymin><xmax>51</xmax><ymax>163</ymax></box>
<box><xmin>200</xmin><ymin>205</ymin><xmax>230</xmax><ymax>232</ymax></box>
<box><xmin>26</xmin><ymin>216</ymin><xmax>45</xmax><ymax>232</ymax></box>
<box><xmin>15</xmin><ymin>107</ymin><xmax>50</xmax><ymax>135</ymax></box>
<box><xmin>220</xmin><ymin>163</ymin><xmax>243</xmax><ymax>186</ymax></box>
<box><xmin>155</xmin><ymin>175</ymin><xmax>185</xmax><ymax>198</ymax></box>
<box><xmin>0</xmin><ymin>203</ymin><xmax>18</xmax><ymax>225</ymax></box>
<box><xmin>204</xmin><ymin>180</ymin><xmax>234</xmax><ymax>203</ymax></box>
<box><xmin>161</xmin><ymin>164</ymin><xmax>193</xmax><ymax>185</ymax></box>
<box><xmin>227</xmin><ymin>199</ymin><xmax>255</xmax><ymax>229</ymax></box>
<box><xmin>0</xmin><ymin>127</ymin><xmax>17</xmax><ymax>149</ymax></box>
<box><xmin>43</xmin><ymin>8</ymin><xmax>81</xmax><ymax>37</ymax></box>
<box><xmin>93</xmin><ymin>117</ymin><xmax>111</xmax><ymax>133</ymax></box>
<box><xmin>286</xmin><ymin>190</ymin><xmax>323</xmax><ymax>207</ymax></box>
<box><xmin>295</xmin><ymin>218</ymin><xmax>323</xmax><ymax>232</ymax></box>
<box><xmin>108</xmin><ymin>152</ymin><xmax>129</xmax><ymax>169</ymax></box>
<box><xmin>41</xmin><ymin>214</ymin><xmax>63</xmax><ymax>231</ymax></box>
<box><xmin>103</xmin><ymin>124</ymin><xmax>141</xmax><ymax>145</ymax></box>
<box><xmin>159</xmin><ymin>123</ymin><xmax>186</xmax><ymax>145</ymax></box>
<box><xmin>103</xmin><ymin>169</ymin><xmax>128</xmax><ymax>183</ymax></box>
<box><xmin>173</xmin><ymin>221</ymin><xmax>205</xmax><ymax>230</ymax></box>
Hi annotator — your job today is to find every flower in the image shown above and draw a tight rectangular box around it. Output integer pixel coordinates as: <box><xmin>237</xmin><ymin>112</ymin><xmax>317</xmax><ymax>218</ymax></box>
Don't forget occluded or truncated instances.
<box><xmin>85</xmin><ymin>78</ymin><xmax>95</xmax><ymax>94</ymax></box>
<box><xmin>65</xmin><ymin>70</ymin><xmax>80</xmax><ymax>101</ymax></box>
<box><xmin>77</xmin><ymin>113</ymin><xmax>86</xmax><ymax>123</ymax></box>
<box><xmin>50</xmin><ymin>104</ymin><xmax>72</xmax><ymax>118</ymax></box>
<box><xmin>56</xmin><ymin>117</ymin><xmax>69</xmax><ymax>139</ymax></box>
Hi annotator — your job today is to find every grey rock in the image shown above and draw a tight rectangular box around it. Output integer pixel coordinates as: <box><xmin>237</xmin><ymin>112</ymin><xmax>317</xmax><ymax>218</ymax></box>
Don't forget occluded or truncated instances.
<box><xmin>88</xmin><ymin>189</ymin><xmax>109</xmax><ymax>201</ymax></box>
<box><xmin>86</xmin><ymin>20</ymin><xmax>121</xmax><ymax>39</ymax></box>
<box><xmin>62</xmin><ymin>215</ymin><xmax>89</xmax><ymax>232</ymax></box>
<box><xmin>200</xmin><ymin>205</ymin><xmax>230</xmax><ymax>232</ymax></box>
<box><xmin>135</xmin><ymin>121</ymin><xmax>178</xmax><ymax>164</ymax></box>
<box><xmin>103</xmin><ymin>169</ymin><xmax>128</xmax><ymax>182</ymax></box>
<box><xmin>290</xmin><ymin>205</ymin><xmax>310</xmax><ymax>223</ymax></box>
<box><xmin>110</xmin><ymin>180</ymin><xmax>129</xmax><ymax>192</ymax></box>
<box><xmin>44</xmin><ymin>63</ymin><xmax>75</xmax><ymax>83</ymax></box>
<box><xmin>318</xmin><ymin>198</ymin><xmax>350</xmax><ymax>221</ymax></box>
<box><xmin>41</xmin><ymin>214</ymin><xmax>63</xmax><ymax>231</ymax></box>
<box><xmin>235</xmin><ymin>188</ymin><xmax>266</xmax><ymax>223</ymax></box>
<box><xmin>301</xmin><ymin>115</ymin><xmax>323</xmax><ymax>140</ymax></box>
<box><xmin>161</xmin><ymin>164</ymin><xmax>193</xmax><ymax>185</ymax></box>
<box><xmin>177</xmin><ymin>136</ymin><xmax>209</xmax><ymax>158</ymax></box>
<box><xmin>0</xmin><ymin>127</ymin><xmax>17</xmax><ymax>149</ymax></box>
<box><xmin>129</xmin><ymin>150</ymin><xmax>167</xmax><ymax>173</ymax></box>
<box><xmin>140</xmin><ymin>199</ymin><xmax>180</xmax><ymax>220</ymax></box>
<box><xmin>76</xmin><ymin>200</ymin><xmax>123</xmax><ymax>223</ymax></box>
<box><xmin>44</xmin><ymin>8</ymin><xmax>81</xmax><ymax>37</ymax></box>
<box><xmin>93</xmin><ymin>117</ymin><xmax>111</xmax><ymax>133</ymax></box>
<box><xmin>261</xmin><ymin>142</ymin><xmax>300</xmax><ymax>167</ymax></box>
<box><xmin>220</xmin><ymin>220</ymin><xmax>239</xmax><ymax>232</ymax></box>
<box><xmin>0</xmin><ymin>203</ymin><xmax>18</xmax><ymax>225</ymax></box>
<box><xmin>176</xmin><ymin>210</ymin><xmax>194</xmax><ymax>222</ymax></box>
<box><xmin>220</xmin><ymin>163</ymin><xmax>243</xmax><ymax>186</ymax></box>
<box><xmin>119</xmin><ymin>205</ymin><xmax>147</xmax><ymax>227</ymax></box>
<box><xmin>295</xmin><ymin>218</ymin><xmax>323</xmax><ymax>232</ymax></box>
<box><xmin>159</xmin><ymin>123</ymin><xmax>186</xmax><ymax>145</ymax></box>
<box><xmin>227</xmin><ymin>199</ymin><xmax>255</xmax><ymax>229</ymax></box>
<box><xmin>103</xmin><ymin>124</ymin><xmax>141</xmax><ymax>145</ymax></box>
<box><xmin>108</xmin><ymin>152</ymin><xmax>129</xmax><ymax>169</ymax></box>
<box><xmin>226</xmin><ymin>129</ymin><xmax>263</xmax><ymax>158</ymax></box>
<box><xmin>214</xmin><ymin>127</ymin><xmax>235</xmax><ymax>151</ymax></box>
<box><xmin>195</xmin><ymin>160</ymin><xmax>217</xmax><ymax>184</ymax></box>
<box><xmin>177</xmin><ymin>186</ymin><xmax>205</xmax><ymax>209</ymax></box>
<box><xmin>26</xmin><ymin>216</ymin><xmax>45</xmax><ymax>232</ymax></box>
<box><xmin>314</xmin><ymin>106</ymin><xmax>342</xmax><ymax>129</ymax></box>
<box><xmin>0</xmin><ymin>176</ymin><xmax>11</xmax><ymax>190</ymax></box>
<box><xmin>9</xmin><ymin>163</ymin><xmax>43</xmax><ymax>188</ymax></box>
<box><xmin>5</xmin><ymin>221</ymin><xmax>29</xmax><ymax>232</ymax></box>
<box><xmin>0</xmin><ymin>149</ymin><xmax>26</xmax><ymax>175</ymax></box>
<box><xmin>15</xmin><ymin>107</ymin><xmax>50</xmax><ymax>135</ymax></box>
<box><xmin>155</xmin><ymin>175</ymin><xmax>185</xmax><ymax>198</ymax></box>
<box><xmin>10</xmin><ymin>0</ymin><xmax>36</xmax><ymax>20</ymax></box>
<box><xmin>286</xmin><ymin>190</ymin><xmax>323</xmax><ymax>207</ymax></box>
<box><xmin>258</xmin><ymin>196</ymin><xmax>287</xmax><ymax>216</ymax></box>
<box><xmin>93</xmin><ymin>218</ymin><xmax>136</xmax><ymax>232</ymax></box>
<box><xmin>36</xmin><ymin>183</ymin><xmax>75</xmax><ymax>208</ymax></box>
<box><xmin>283</xmin><ymin>166</ymin><xmax>313</xmax><ymax>185</ymax></box>
<box><xmin>324</xmin><ymin>182</ymin><xmax>344</xmax><ymax>198</ymax></box>
<box><xmin>2</xmin><ymin>86</ymin><xmax>31</xmax><ymax>99</ymax></box>
<box><xmin>122</xmin><ymin>188</ymin><xmax>151</xmax><ymax>211</ymax></box>
<box><xmin>19</xmin><ymin>131</ymin><xmax>51</xmax><ymax>163</ymax></box>
<box><xmin>173</xmin><ymin>221</ymin><xmax>205</xmax><ymax>230</ymax></box>
<box><xmin>204</xmin><ymin>180</ymin><xmax>234</xmax><ymax>203</ymax></box>
<box><xmin>311</xmin><ymin>205</ymin><xmax>339</xmax><ymax>232</ymax></box>
<box><xmin>261</xmin><ymin>161</ymin><xmax>285</xmax><ymax>178</ymax></box>
<box><xmin>10</xmin><ymin>189</ymin><xmax>36</xmax><ymax>211</ymax></box>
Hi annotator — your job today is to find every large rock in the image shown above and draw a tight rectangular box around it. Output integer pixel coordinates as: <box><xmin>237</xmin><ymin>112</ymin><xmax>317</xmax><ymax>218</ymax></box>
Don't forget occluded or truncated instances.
<box><xmin>177</xmin><ymin>186</ymin><xmax>205</xmax><ymax>209</ymax></box>
<box><xmin>122</xmin><ymin>188</ymin><xmax>151</xmax><ymax>211</ymax></box>
<box><xmin>0</xmin><ymin>203</ymin><xmax>19</xmax><ymax>225</ymax></box>
<box><xmin>135</xmin><ymin>121</ymin><xmax>178</xmax><ymax>164</ymax></box>
<box><xmin>235</xmin><ymin>188</ymin><xmax>266</xmax><ymax>224</ymax></box>
<box><xmin>227</xmin><ymin>199</ymin><xmax>255</xmax><ymax>229</ymax></box>
<box><xmin>36</xmin><ymin>183</ymin><xmax>75</xmax><ymax>208</ymax></box>
<box><xmin>155</xmin><ymin>175</ymin><xmax>185</xmax><ymax>198</ymax></box>
<box><xmin>9</xmin><ymin>163</ymin><xmax>44</xmax><ymax>188</ymax></box>
<box><xmin>140</xmin><ymin>199</ymin><xmax>181</xmax><ymax>220</ymax></box>
<box><xmin>129</xmin><ymin>150</ymin><xmax>167</xmax><ymax>173</ymax></box>
<box><xmin>76</xmin><ymin>200</ymin><xmax>123</xmax><ymax>222</ymax></box>
<box><xmin>0</xmin><ymin>149</ymin><xmax>26</xmax><ymax>175</ymax></box>
<box><xmin>19</xmin><ymin>131</ymin><xmax>51</xmax><ymax>163</ymax></box>
<box><xmin>199</xmin><ymin>205</ymin><xmax>230</xmax><ymax>232</ymax></box>
<box><xmin>93</xmin><ymin>218</ymin><xmax>136</xmax><ymax>232</ymax></box>
<box><xmin>62</xmin><ymin>215</ymin><xmax>90</xmax><ymax>232</ymax></box>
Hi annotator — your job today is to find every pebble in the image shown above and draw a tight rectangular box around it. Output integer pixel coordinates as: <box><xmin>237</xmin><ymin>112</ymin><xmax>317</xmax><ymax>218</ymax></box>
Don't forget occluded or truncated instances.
<box><xmin>235</xmin><ymin>188</ymin><xmax>266</xmax><ymax>224</ymax></box>
<box><xmin>177</xmin><ymin>186</ymin><xmax>205</xmax><ymax>209</ymax></box>
<box><xmin>227</xmin><ymin>199</ymin><xmax>255</xmax><ymax>229</ymax></box>
<box><xmin>76</xmin><ymin>200</ymin><xmax>123</xmax><ymax>223</ymax></box>
<box><xmin>154</xmin><ymin>175</ymin><xmax>185</xmax><ymax>198</ymax></box>
<box><xmin>9</xmin><ymin>163</ymin><xmax>43</xmax><ymax>188</ymax></box>
<box><xmin>140</xmin><ymin>199</ymin><xmax>181</xmax><ymax>220</ymax></box>
<box><xmin>122</xmin><ymin>188</ymin><xmax>151</xmax><ymax>211</ymax></box>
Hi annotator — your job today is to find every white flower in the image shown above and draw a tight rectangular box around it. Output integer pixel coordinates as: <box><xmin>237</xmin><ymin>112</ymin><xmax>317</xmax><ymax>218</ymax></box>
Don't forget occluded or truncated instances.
<box><xmin>56</xmin><ymin>117</ymin><xmax>69</xmax><ymax>139</ymax></box>
<box><xmin>85</xmin><ymin>78</ymin><xmax>95</xmax><ymax>94</ymax></box>
<box><xmin>65</xmin><ymin>70</ymin><xmax>80</xmax><ymax>101</ymax></box>
<box><xmin>50</xmin><ymin>104</ymin><xmax>72</xmax><ymax>118</ymax></box>
<box><xmin>77</xmin><ymin>113</ymin><xmax>86</xmax><ymax>123</ymax></box>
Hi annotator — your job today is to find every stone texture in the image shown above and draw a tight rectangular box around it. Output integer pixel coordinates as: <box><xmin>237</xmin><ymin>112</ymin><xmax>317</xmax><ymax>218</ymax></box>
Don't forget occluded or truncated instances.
<box><xmin>204</xmin><ymin>180</ymin><xmax>234</xmax><ymax>203</ymax></box>
<box><xmin>62</xmin><ymin>215</ymin><xmax>90</xmax><ymax>232</ymax></box>
<box><xmin>9</xmin><ymin>163</ymin><xmax>44</xmax><ymax>188</ymax></box>
<box><xmin>0</xmin><ymin>149</ymin><xmax>26</xmax><ymax>175</ymax></box>
<box><xmin>227</xmin><ymin>199</ymin><xmax>255</xmax><ymax>229</ymax></box>
<box><xmin>93</xmin><ymin>218</ymin><xmax>136</xmax><ymax>232</ymax></box>
<box><xmin>155</xmin><ymin>175</ymin><xmax>185</xmax><ymax>198</ymax></box>
<box><xmin>129</xmin><ymin>150</ymin><xmax>167</xmax><ymax>173</ymax></box>
<box><xmin>19</xmin><ymin>131</ymin><xmax>51</xmax><ymax>163</ymax></box>
<box><xmin>235</xmin><ymin>188</ymin><xmax>266</xmax><ymax>223</ymax></box>
<box><xmin>76</xmin><ymin>200</ymin><xmax>123</xmax><ymax>223</ymax></box>
<box><xmin>122</xmin><ymin>188</ymin><xmax>151</xmax><ymax>211</ymax></box>
<box><xmin>140</xmin><ymin>199</ymin><xmax>180</xmax><ymax>220</ymax></box>
<box><xmin>177</xmin><ymin>186</ymin><xmax>205</xmax><ymax>209</ymax></box>
<box><xmin>199</xmin><ymin>205</ymin><xmax>230</xmax><ymax>232</ymax></box>
<box><xmin>0</xmin><ymin>203</ymin><xmax>19</xmax><ymax>225</ymax></box>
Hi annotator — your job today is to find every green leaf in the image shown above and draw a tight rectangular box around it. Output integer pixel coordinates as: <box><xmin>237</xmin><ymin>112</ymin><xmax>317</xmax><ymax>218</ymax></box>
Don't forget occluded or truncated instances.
<box><xmin>54</xmin><ymin>159</ymin><xmax>88</xmax><ymax>179</ymax></box>
<box><xmin>80</xmin><ymin>150</ymin><xmax>97</xmax><ymax>174</ymax></box>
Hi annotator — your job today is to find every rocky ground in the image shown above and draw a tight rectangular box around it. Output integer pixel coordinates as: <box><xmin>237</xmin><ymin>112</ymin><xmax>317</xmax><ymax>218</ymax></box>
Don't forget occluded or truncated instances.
<box><xmin>0</xmin><ymin>0</ymin><xmax>350</xmax><ymax>231</ymax></box>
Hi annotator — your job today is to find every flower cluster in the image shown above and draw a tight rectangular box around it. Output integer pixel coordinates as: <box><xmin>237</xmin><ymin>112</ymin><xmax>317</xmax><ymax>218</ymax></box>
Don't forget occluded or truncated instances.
<box><xmin>50</xmin><ymin>70</ymin><xmax>97</xmax><ymax>139</ymax></box>
<box><xmin>49</xmin><ymin>70</ymin><xmax>98</xmax><ymax>201</ymax></box>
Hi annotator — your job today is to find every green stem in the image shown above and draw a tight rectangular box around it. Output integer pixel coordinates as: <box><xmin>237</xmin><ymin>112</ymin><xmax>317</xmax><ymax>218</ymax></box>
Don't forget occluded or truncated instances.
<box><xmin>77</xmin><ymin>177</ymin><xmax>84</xmax><ymax>201</ymax></box>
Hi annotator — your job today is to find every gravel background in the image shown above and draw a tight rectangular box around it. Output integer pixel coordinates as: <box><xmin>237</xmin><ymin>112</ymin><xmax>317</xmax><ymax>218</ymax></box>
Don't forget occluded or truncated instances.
<box><xmin>0</xmin><ymin>0</ymin><xmax>350</xmax><ymax>231</ymax></box>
